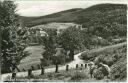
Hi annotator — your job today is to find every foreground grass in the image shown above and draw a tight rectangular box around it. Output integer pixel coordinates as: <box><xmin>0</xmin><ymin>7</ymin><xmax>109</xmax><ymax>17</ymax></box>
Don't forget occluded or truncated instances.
<box><xmin>5</xmin><ymin>67</ymin><xmax>112</xmax><ymax>82</ymax></box>
<box><xmin>6</xmin><ymin>67</ymin><xmax>125</xmax><ymax>82</ymax></box>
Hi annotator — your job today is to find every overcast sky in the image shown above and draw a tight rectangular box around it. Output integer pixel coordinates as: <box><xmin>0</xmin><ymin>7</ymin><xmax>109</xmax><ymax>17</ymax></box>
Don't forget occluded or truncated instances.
<box><xmin>15</xmin><ymin>0</ymin><xmax>127</xmax><ymax>17</ymax></box>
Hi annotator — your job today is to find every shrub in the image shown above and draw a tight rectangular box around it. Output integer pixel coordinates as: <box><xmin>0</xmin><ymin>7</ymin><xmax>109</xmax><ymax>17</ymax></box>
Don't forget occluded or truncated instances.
<box><xmin>102</xmin><ymin>57</ymin><xmax>115</xmax><ymax>66</ymax></box>
<box><xmin>110</xmin><ymin>57</ymin><xmax>127</xmax><ymax>81</ymax></box>
<box><xmin>71</xmin><ymin>71</ymin><xmax>89</xmax><ymax>81</ymax></box>
<box><xmin>93</xmin><ymin>68</ymin><xmax>104</xmax><ymax>80</ymax></box>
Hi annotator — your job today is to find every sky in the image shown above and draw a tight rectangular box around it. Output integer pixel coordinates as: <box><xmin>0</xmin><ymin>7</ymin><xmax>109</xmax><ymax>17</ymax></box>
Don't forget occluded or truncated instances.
<box><xmin>15</xmin><ymin>0</ymin><xmax>127</xmax><ymax>17</ymax></box>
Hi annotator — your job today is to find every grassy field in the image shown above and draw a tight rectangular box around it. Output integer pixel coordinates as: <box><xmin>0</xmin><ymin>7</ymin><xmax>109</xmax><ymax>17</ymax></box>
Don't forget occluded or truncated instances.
<box><xmin>18</xmin><ymin>45</ymin><xmax>44</xmax><ymax>71</ymax></box>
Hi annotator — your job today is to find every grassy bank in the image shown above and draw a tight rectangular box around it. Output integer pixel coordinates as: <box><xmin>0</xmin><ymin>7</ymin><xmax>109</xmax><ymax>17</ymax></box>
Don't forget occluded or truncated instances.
<box><xmin>81</xmin><ymin>42</ymin><xmax>127</xmax><ymax>81</ymax></box>
<box><xmin>81</xmin><ymin>42</ymin><xmax>126</xmax><ymax>60</ymax></box>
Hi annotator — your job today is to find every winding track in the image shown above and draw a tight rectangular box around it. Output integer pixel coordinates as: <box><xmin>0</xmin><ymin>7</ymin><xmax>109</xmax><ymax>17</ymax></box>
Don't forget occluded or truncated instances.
<box><xmin>2</xmin><ymin>42</ymin><xmax>126</xmax><ymax>81</ymax></box>
<box><xmin>1</xmin><ymin>51</ymin><xmax>86</xmax><ymax>81</ymax></box>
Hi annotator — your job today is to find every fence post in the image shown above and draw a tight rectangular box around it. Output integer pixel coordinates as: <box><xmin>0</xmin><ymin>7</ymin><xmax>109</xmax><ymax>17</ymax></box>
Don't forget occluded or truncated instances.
<box><xmin>37</xmin><ymin>64</ymin><xmax>41</xmax><ymax>69</ymax></box>
<box><xmin>11</xmin><ymin>72</ymin><xmax>16</xmax><ymax>79</ymax></box>
<box><xmin>55</xmin><ymin>64</ymin><xmax>59</xmax><ymax>73</ymax></box>
<box><xmin>31</xmin><ymin>65</ymin><xmax>34</xmax><ymax>70</ymax></box>
<box><xmin>66</xmin><ymin>65</ymin><xmax>69</xmax><ymax>71</ymax></box>
<box><xmin>41</xmin><ymin>67</ymin><xmax>45</xmax><ymax>75</ymax></box>
<box><xmin>28</xmin><ymin>69</ymin><xmax>32</xmax><ymax>77</ymax></box>
<box><xmin>81</xmin><ymin>64</ymin><xmax>83</xmax><ymax>67</ymax></box>
<box><xmin>76</xmin><ymin>64</ymin><xmax>78</xmax><ymax>69</ymax></box>
<box><xmin>85</xmin><ymin>63</ymin><xmax>87</xmax><ymax>68</ymax></box>
<box><xmin>81</xmin><ymin>64</ymin><xmax>83</xmax><ymax>70</ymax></box>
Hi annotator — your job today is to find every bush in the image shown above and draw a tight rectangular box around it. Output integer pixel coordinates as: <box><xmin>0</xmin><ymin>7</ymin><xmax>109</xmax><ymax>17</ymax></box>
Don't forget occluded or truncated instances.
<box><xmin>93</xmin><ymin>68</ymin><xmax>104</xmax><ymax>80</ymax></box>
<box><xmin>71</xmin><ymin>71</ymin><xmax>89</xmax><ymax>81</ymax></box>
<box><xmin>102</xmin><ymin>57</ymin><xmax>115</xmax><ymax>66</ymax></box>
<box><xmin>81</xmin><ymin>53</ymin><xmax>96</xmax><ymax>61</ymax></box>
<box><xmin>110</xmin><ymin>57</ymin><xmax>127</xmax><ymax>81</ymax></box>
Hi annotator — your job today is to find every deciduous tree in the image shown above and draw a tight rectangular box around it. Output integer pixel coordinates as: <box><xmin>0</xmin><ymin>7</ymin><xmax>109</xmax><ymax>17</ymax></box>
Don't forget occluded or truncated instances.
<box><xmin>0</xmin><ymin>1</ymin><xmax>29</xmax><ymax>74</ymax></box>
<box><xmin>58</xmin><ymin>26</ymin><xmax>82</xmax><ymax>60</ymax></box>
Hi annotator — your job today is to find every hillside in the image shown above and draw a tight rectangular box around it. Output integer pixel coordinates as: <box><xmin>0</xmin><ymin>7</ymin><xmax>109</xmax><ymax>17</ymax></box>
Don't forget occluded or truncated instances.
<box><xmin>20</xmin><ymin>4</ymin><xmax>126</xmax><ymax>27</ymax></box>
<box><xmin>20</xmin><ymin>3</ymin><xmax>127</xmax><ymax>39</ymax></box>
<box><xmin>80</xmin><ymin>42</ymin><xmax>127</xmax><ymax>81</ymax></box>
<box><xmin>20</xmin><ymin>8</ymin><xmax>83</xmax><ymax>27</ymax></box>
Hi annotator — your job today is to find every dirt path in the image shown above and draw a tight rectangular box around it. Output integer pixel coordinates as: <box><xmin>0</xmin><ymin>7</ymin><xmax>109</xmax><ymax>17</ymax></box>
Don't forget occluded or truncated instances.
<box><xmin>1</xmin><ymin>51</ymin><xmax>86</xmax><ymax>81</ymax></box>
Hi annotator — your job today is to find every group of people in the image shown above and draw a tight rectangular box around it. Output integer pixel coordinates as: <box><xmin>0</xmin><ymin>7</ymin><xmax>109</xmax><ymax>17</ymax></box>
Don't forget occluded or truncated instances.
<box><xmin>88</xmin><ymin>61</ymin><xmax>110</xmax><ymax>79</ymax></box>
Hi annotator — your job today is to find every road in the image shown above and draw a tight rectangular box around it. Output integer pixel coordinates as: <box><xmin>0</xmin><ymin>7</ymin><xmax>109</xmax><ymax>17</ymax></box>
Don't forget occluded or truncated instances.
<box><xmin>1</xmin><ymin>51</ymin><xmax>86</xmax><ymax>81</ymax></box>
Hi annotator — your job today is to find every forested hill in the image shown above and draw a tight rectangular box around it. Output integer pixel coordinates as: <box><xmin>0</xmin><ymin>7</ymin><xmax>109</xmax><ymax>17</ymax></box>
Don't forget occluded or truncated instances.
<box><xmin>20</xmin><ymin>8</ymin><xmax>83</xmax><ymax>27</ymax></box>
<box><xmin>20</xmin><ymin>4</ymin><xmax>127</xmax><ymax>27</ymax></box>
<box><xmin>75</xmin><ymin>3</ymin><xmax>127</xmax><ymax>38</ymax></box>
<box><xmin>20</xmin><ymin>4</ymin><xmax>127</xmax><ymax>39</ymax></box>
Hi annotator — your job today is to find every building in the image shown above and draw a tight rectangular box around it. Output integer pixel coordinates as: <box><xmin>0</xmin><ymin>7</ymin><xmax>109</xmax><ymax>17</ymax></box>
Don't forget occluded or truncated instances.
<box><xmin>36</xmin><ymin>29</ymin><xmax>48</xmax><ymax>37</ymax></box>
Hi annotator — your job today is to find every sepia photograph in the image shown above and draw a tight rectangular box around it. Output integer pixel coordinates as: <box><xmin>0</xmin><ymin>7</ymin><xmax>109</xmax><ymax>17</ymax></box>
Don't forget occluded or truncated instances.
<box><xmin>0</xmin><ymin>0</ymin><xmax>127</xmax><ymax>82</ymax></box>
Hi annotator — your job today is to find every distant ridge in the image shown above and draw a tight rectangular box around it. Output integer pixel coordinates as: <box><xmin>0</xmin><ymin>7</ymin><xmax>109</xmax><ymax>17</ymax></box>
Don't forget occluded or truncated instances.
<box><xmin>20</xmin><ymin>3</ymin><xmax>127</xmax><ymax>27</ymax></box>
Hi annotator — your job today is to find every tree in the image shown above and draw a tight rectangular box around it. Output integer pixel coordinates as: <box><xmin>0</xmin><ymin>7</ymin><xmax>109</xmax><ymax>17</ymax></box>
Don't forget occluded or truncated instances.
<box><xmin>42</xmin><ymin>28</ymin><xmax>57</xmax><ymax>61</ymax></box>
<box><xmin>0</xmin><ymin>1</ymin><xmax>29</xmax><ymax>74</ymax></box>
<box><xmin>42</xmin><ymin>36</ymin><xmax>56</xmax><ymax>61</ymax></box>
<box><xmin>80</xmin><ymin>29</ymin><xmax>92</xmax><ymax>50</ymax></box>
<box><xmin>52</xmin><ymin>48</ymin><xmax>66</xmax><ymax>73</ymax></box>
<box><xmin>58</xmin><ymin>26</ymin><xmax>82</xmax><ymax>60</ymax></box>
<box><xmin>42</xmin><ymin>28</ymin><xmax>67</xmax><ymax>72</ymax></box>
